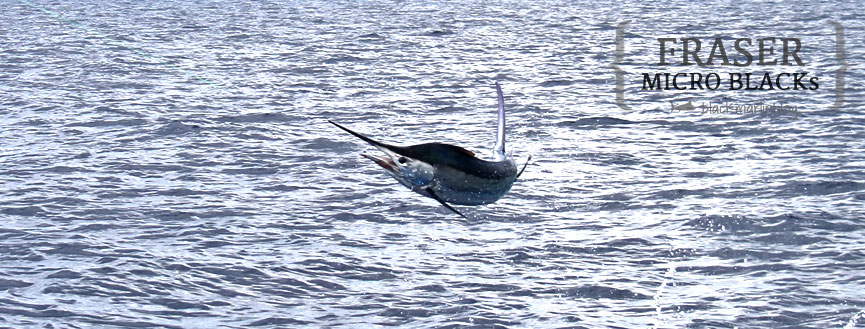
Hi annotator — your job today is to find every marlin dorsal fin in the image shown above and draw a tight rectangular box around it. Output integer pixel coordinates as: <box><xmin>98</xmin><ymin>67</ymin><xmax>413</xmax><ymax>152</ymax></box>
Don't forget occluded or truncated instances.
<box><xmin>448</xmin><ymin>145</ymin><xmax>475</xmax><ymax>158</ymax></box>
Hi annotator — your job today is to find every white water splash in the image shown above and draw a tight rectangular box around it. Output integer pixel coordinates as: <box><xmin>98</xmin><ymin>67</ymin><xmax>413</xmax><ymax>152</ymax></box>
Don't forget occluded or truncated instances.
<box><xmin>843</xmin><ymin>310</ymin><xmax>865</xmax><ymax>329</ymax></box>
<box><xmin>653</xmin><ymin>265</ymin><xmax>677</xmax><ymax>329</ymax></box>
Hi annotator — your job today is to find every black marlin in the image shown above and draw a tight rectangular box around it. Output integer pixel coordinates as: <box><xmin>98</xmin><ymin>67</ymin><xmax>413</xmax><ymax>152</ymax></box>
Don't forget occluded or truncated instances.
<box><xmin>328</xmin><ymin>82</ymin><xmax>529</xmax><ymax>218</ymax></box>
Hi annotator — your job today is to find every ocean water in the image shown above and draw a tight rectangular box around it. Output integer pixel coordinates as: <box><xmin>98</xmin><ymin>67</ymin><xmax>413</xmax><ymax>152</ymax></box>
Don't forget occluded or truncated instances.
<box><xmin>1</xmin><ymin>0</ymin><xmax>864</xmax><ymax>328</ymax></box>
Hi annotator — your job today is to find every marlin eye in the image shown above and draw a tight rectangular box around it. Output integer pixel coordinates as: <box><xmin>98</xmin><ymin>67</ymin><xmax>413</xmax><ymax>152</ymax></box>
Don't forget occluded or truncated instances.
<box><xmin>398</xmin><ymin>157</ymin><xmax>407</xmax><ymax>164</ymax></box>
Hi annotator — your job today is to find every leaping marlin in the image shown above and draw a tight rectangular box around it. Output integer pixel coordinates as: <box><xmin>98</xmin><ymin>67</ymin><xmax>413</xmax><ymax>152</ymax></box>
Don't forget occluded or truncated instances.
<box><xmin>328</xmin><ymin>82</ymin><xmax>530</xmax><ymax>218</ymax></box>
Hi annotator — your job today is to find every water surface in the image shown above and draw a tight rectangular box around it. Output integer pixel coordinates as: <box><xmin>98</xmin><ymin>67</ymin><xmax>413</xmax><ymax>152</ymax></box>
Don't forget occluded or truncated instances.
<box><xmin>1</xmin><ymin>1</ymin><xmax>864</xmax><ymax>328</ymax></box>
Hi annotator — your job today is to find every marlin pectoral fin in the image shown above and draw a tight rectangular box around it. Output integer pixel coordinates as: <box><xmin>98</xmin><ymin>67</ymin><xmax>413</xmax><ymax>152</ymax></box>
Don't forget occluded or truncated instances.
<box><xmin>516</xmin><ymin>155</ymin><xmax>531</xmax><ymax>179</ymax></box>
<box><xmin>425</xmin><ymin>187</ymin><xmax>467</xmax><ymax>218</ymax></box>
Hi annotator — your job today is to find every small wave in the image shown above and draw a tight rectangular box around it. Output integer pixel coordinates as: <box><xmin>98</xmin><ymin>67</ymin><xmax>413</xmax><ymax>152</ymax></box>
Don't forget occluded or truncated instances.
<box><xmin>249</xmin><ymin>317</ymin><xmax>312</xmax><ymax>326</ymax></box>
<box><xmin>213</xmin><ymin>112</ymin><xmax>296</xmax><ymax>124</ymax></box>
<box><xmin>557</xmin><ymin>117</ymin><xmax>634</xmax><ymax>127</ymax></box>
<box><xmin>150</xmin><ymin>298</ymin><xmax>210</xmax><ymax>310</ymax></box>
<box><xmin>684</xmin><ymin>214</ymin><xmax>804</xmax><ymax>234</ymax></box>
<box><xmin>0</xmin><ymin>306</ymin><xmax>82</xmax><ymax>318</ymax></box>
<box><xmin>153</xmin><ymin>121</ymin><xmax>202</xmax><ymax>136</ymax></box>
<box><xmin>0</xmin><ymin>279</ymin><xmax>32</xmax><ymax>290</ymax></box>
<box><xmin>221</xmin><ymin>167</ymin><xmax>279</xmax><ymax>175</ymax></box>
<box><xmin>421</xmin><ymin>30</ymin><xmax>454</xmax><ymax>36</ymax></box>
<box><xmin>324</xmin><ymin>55</ymin><xmax>365</xmax><ymax>64</ymax></box>
<box><xmin>1</xmin><ymin>206</ymin><xmax>46</xmax><ymax>217</ymax></box>
<box><xmin>539</xmin><ymin>79</ymin><xmax>576</xmax><ymax>87</ymax></box>
<box><xmin>46</xmin><ymin>270</ymin><xmax>82</xmax><ymax>279</ymax></box>
<box><xmin>379</xmin><ymin>307</ymin><xmax>436</xmax><ymax>318</ymax></box>
<box><xmin>780</xmin><ymin>180</ymin><xmax>865</xmax><ymax>197</ymax></box>
<box><xmin>414</xmin><ymin>284</ymin><xmax>447</xmax><ymax>292</ymax></box>
<box><xmin>552</xmin><ymin>284</ymin><xmax>651</xmax><ymax>300</ymax></box>
<box><xmin>359</xmin><ymin>32</ymin><xmax>384</xmax><ymax>39</ymax></box>
<box><xmin>66</xmin><ymin>118</ymin><xmax>148</xmax><ymax>128</ymax></box>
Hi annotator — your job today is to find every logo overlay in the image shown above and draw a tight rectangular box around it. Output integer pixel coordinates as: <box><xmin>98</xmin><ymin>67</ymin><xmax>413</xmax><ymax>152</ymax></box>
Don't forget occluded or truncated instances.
<box><xmin>613</xmin><ymin>21</ymin><xmax>847</xmax><ymax>114</ymax></box>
